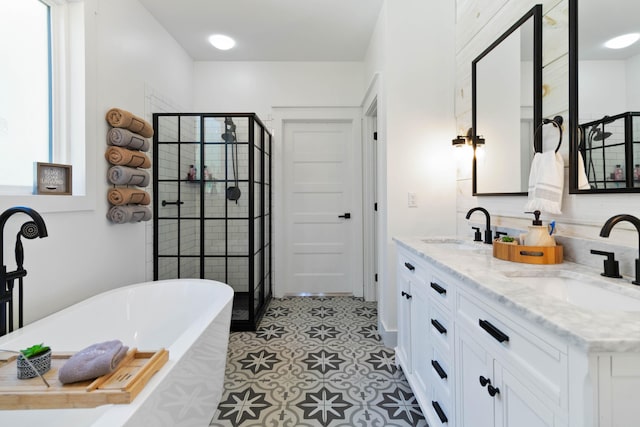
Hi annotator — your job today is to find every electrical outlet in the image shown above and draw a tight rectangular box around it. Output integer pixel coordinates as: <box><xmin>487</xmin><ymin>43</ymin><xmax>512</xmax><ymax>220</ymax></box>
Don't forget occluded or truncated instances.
<box><xmin>408</xmin><ymin>192</ymin><xmax>417</xmax><ymax>208</ymax></box>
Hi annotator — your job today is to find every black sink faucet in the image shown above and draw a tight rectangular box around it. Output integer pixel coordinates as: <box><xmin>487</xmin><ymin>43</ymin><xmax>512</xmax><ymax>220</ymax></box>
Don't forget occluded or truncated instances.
<box><xmin>466</xmin><ymin>207</ymin><xmax>492</xmax><ymax>244</ymax></box>
<box><xmin>599</xmin><ymin>214</ymin><xmax>640</xmax><ymax>285</ymax></box>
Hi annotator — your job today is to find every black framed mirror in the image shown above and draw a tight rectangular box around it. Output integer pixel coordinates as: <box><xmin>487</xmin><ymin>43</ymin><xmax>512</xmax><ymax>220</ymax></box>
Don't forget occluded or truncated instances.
<box><xmin>569</xmin><ymin>0</ymin><xmax>640</xmax><ymax>193</ymax></box>
<box><xmin>472</xmin><ymin>5</ymin><xmax>543</xmax><ymax>196</ymax></box>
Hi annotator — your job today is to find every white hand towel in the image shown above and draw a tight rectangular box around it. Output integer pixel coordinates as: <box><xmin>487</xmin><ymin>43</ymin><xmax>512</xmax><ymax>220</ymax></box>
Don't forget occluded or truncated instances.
<box><xmin>524</xmin><ymin>151</ymin><xmax>564</xmax><ymax>215</ymax></box>
<box><xmin>577</xmin><ymin>152</ymin><xmax>591</xmax><ymax>190</ymax></box>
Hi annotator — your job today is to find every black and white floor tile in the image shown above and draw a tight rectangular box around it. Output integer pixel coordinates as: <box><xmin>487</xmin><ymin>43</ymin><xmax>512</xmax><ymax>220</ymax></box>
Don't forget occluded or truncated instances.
<box><xmin>210</xmin><ymin>296</ymin><xmax>427</xmax><ymax>427</ymax></box>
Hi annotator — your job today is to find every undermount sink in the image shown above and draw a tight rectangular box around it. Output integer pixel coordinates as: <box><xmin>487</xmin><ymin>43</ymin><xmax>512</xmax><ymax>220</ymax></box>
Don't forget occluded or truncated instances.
<box><xmin>421</xmin><ymin>238</ymin><xmax>487</xmax><ymax>251</ymax></box>
<box><xmin>502</xmin><ymin>271</ymin><xmax>640</xmax><ymax>312</ymax></box>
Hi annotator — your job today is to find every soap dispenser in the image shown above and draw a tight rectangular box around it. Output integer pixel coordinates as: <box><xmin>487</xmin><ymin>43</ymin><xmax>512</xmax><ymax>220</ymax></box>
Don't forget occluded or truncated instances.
<box><xmin>523</xmin><ymin>210</ymin><xmax>556</xmax><ymax>247</ymax></box>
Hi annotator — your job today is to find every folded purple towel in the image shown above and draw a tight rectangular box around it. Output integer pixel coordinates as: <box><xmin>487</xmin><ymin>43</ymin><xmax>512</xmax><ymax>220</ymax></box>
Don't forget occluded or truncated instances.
<box><xmin>58</xmin><ymin>340</ymin><xmax>129</xmax><ymax>384</ymax></box>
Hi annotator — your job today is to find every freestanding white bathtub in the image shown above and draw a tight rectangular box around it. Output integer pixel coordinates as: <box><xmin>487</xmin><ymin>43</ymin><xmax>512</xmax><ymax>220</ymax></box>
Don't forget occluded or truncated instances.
<box><xmin>0</xmin><ymin>279</ymin><xmax>233</xmax><ymax>426</ymax></box>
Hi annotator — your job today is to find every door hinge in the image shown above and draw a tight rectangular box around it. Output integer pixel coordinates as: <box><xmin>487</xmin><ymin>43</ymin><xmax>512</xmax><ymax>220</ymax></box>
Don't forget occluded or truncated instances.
<box><xmin>375</xmin><ymin>273</ymin><xmax>378</xmax><ymax>282</ymax></box>
<box><xmin>373</xmin><ymin>132</ymin><xmax>378</xmax><ymax>141</ymax></box>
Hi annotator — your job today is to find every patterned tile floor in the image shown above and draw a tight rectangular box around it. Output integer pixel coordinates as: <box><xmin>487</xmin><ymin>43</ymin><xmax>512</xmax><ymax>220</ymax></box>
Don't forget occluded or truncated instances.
<box><xmin>210</xmin><ymin>296</ymin><xmax>427</xmax><ymax>427</ymax></box>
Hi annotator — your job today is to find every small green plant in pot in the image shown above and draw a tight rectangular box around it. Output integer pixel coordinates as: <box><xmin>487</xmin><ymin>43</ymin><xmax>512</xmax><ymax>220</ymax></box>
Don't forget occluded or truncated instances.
<box><xmin>17</xmin><ymin>343</ymin><xmax>52</xmax><ymax>379</ymax></box>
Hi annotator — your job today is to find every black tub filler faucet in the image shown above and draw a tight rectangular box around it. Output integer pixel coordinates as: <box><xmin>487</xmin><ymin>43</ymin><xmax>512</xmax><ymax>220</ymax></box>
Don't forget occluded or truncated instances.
<box><xmin>0</xmin><ymin>206</ymin><xmax>48</xmax><ymax>336</ymax></box>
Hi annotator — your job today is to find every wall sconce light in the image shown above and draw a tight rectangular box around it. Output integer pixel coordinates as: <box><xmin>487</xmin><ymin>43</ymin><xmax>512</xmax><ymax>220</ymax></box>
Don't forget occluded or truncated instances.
<box><xmin>452</xmin><ymin>135</ymin><xmax>467</xmax><ymax>147</ymax></box>
<box><xmin>452</xmin><ymin>128</ymin><xmax>485</xmax><ymax>147</ymax></box>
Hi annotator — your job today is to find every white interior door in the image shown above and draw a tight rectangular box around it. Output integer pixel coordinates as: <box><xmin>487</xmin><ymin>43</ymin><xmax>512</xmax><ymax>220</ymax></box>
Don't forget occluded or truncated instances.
<box><xmin>282</xmin><ymin>119</ymin><xmax>363</xmax><ymax>296</ymax></box>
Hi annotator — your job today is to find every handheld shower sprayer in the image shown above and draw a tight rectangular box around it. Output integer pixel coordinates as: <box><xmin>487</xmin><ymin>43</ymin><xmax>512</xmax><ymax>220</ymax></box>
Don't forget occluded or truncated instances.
<box><xmin>15</xmin><ymin>221</ymin><xmax>41</xmax><ymax>270</ymax></box>
<box><xmin>222</xmin><ymin>117</ymin><xmax>241</xmax><ymax>202</ymax></box>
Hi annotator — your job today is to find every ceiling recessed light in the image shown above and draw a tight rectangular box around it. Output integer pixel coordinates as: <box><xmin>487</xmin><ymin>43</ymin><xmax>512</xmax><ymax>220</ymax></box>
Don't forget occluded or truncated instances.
<box><xmin>208</xmin><ymin>34</ymin><xmax>236</xmax><ymax>50</ymax></box>
<box><xmin>604</xmin><ymin>33</ymin><xmax>640</xmax><ymax>50</ymax></box>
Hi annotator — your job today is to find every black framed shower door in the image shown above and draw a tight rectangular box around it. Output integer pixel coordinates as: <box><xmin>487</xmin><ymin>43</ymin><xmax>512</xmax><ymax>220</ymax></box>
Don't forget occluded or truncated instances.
<box><xmin>152</xmin><ymin>113</ymin><xmax>272</xmax><ymax>331</ymax></box>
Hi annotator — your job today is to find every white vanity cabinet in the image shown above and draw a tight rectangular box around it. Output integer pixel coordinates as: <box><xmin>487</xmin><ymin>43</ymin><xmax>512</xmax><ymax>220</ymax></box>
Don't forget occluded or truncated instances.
<box><xmin>396</xmin><ymin>243</ymin><xmax>568</xmax><ymax>427</ymax></box>
<box><xmin>396</xmin><ymin>250</ymin><xmax>417</xmax><ymax>372</ymax></box>
<box><xmin>397</xmin><ymin>246</ymin><xmax>456</xmax><ymax>426</ymax></box>
<box><xmin>593</xmin><ymin>354</ymin><xmax>640</xmax><ymax>426</ymax></box>
<box><xmin>455</xmin><ymin>288</ymin><xmax>568</xmax><ymax>427</ymax></box>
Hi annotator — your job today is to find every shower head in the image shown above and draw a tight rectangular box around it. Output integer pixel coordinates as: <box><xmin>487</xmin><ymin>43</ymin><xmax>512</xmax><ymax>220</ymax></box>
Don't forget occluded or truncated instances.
<box><xmin>592</xmin><ymin>128</ymin><xmax>612</xmax><ymax>141</ymax></box>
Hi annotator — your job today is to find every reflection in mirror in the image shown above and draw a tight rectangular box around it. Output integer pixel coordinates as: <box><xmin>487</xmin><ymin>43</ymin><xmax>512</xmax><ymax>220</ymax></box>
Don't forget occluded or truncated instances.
<box><xmin>472</xmin><ymin>5</ymin><xmax>542</xmax><ymax>196</ymax></box>
<box><xmin>569</xmin><ymin>0</ymin><xmax>640</xmax><ymax>192</ymax></box>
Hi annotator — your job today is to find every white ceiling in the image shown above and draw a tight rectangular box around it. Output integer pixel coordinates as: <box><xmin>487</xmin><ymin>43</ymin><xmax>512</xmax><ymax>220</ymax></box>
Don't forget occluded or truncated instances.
<box><xmin>138</xmin><ymin>0</ymin><xmax>384</xmax><ymax>61</ymax></box>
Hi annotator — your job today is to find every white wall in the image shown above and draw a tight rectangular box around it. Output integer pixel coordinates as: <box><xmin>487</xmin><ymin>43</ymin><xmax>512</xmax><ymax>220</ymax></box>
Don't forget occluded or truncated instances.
<box><xmin>365</xmin><ymin>0</ymin><xmax>457</xmax><ymax>343</ymax></box>
<box><xmin>0</xmin><ymin>0</ymin><xmax>194</xmax><ymax>325</ymax></box>
<box><xmin>193</xmin><ymin>61</ymin><xmax>365</xmax><ymax>116</ymax></box>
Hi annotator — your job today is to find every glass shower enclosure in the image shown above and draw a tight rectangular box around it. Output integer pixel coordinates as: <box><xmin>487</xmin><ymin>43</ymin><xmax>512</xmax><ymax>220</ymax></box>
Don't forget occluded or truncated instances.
<box><xmin>152</xmin><ymin>113</ymin><xmax>272</xmax><ymax>331</ymax></box>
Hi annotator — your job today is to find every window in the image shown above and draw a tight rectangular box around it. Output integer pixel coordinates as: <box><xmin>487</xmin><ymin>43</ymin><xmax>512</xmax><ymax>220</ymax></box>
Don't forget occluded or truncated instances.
<box><xmin>0</xmin><ymin>0</ymin><xmax>52</xmax><ymax>193</ymax></box>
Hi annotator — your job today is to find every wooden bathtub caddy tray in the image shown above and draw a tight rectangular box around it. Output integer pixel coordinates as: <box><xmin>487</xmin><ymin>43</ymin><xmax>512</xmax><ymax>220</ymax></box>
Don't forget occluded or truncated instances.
<box><xmin>493</xmin><ymin>239</ymin><xmax>563</xmax><ymax>264</ymax></box>
<box><xmin>0</xmin><ymin>348</ymin><xmax>168</xmax><ymax>409</ymax></box>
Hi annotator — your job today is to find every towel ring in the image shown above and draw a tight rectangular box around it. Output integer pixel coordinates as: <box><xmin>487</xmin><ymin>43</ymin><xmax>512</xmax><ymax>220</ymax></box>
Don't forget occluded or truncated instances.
<box><xmin>533</xmin><ymin>115</ymin><xmax>563</xmax><ymax>153</ymax></box>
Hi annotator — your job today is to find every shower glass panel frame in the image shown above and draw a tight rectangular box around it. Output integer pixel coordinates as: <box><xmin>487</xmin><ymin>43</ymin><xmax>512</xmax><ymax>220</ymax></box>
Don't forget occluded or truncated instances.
<box><xmin>153</xmin><ymin>113</ymin><xmax>272</xmax><ymax>331</ymax></box>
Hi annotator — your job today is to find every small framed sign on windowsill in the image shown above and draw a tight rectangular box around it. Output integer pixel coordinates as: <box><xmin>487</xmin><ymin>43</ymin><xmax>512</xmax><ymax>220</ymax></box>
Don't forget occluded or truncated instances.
<box><xmin>35</xmin><ymin>162</ymin><xmax>72</xmax><ymax>195</ymax></box>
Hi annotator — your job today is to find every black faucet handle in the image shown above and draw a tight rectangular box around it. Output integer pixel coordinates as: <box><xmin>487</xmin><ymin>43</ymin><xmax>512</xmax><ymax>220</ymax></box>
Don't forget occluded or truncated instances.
<box><xmin>472</xmin><ymin>227</ymin><xmax>482</xmax><ymax>242</ymax></box>
<box><xmin>495</xmin><ymin>231</ymin><xmax>507</xmax><ymax>239</ymax></box>
<box><xmin>590</xmin><ymin>249</ymin><xmax>623</xmax><ymax>278</ymax></box>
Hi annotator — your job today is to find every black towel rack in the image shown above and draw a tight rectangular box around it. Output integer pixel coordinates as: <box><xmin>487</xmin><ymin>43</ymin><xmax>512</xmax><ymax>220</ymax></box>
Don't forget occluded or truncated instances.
<box><xmin>533</xmin><ymin>115</ymin><xmax>563</xmax><ymax>153</ymax></box>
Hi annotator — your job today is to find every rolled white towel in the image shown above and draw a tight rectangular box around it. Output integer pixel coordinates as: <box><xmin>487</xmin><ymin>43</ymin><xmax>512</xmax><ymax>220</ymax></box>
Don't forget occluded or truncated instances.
<box><xmin>58</xmin><ymin>340</ymin><xmax>129</xmax><ymax>384</ymax></box>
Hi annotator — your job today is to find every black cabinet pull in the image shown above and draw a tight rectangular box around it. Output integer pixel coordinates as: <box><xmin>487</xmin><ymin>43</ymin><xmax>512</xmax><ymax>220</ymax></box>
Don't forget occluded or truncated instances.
<box><xmin>488</xmin><ymin>384</ymin><xmax>500</xmax><ymax>397</ymax></box>
<box><xmin>479</xmin><ymin>375</ymin><xmax>491</xmax><ymax>387</ymax></box>
<box><xmin>432</xmin><ymin>401</ymin><xmax>448</xmax><ymax>423</ymax></box>
<box><xmin>401</xmin><ymin>291</ymin><xmax>412</xmax><ymax>300</ymax></box>
<box><xmin>404</xmin><ymin>262</ymin><xmax>415</xmax><ymax>271</ymax></box>
<box><xmin>431</xmin><ymin>318</ymin><xmax>447</xmax><ymax>334</ymax></box>
<box><xmin>431</xmin><ymin>360</ymin><xmax>448</xmax><ymax>379</ymax></box>
<box><xmin>401</xmin><ymin>291</ymin><xmax>406</xmax><ymax>297</ymax></box>
<box><xmin>338</xmin><ymin>212</ymin><xmax>351</xmax><ymax>219</ymax></box>
<box><xmin>479</xmin><ymin>319</ymin><xmax>509</xmax><ymax>343</ymax></box>
<box><xmin>430</xmin><ymin>282</ymin><xmax>446</xmax><ymax>295</ymax></box>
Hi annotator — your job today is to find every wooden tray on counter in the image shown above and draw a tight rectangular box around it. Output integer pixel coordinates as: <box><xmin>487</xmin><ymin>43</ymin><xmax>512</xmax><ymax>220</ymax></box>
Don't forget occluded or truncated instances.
<box><xmin>0</xmin><ymin>348</ymin><xmax>168</xmax><ymax>410</ymax></box>
<box><xmin>493</xmin><ymin>240</ymin><xmax>563</xmax><ymax>264</ymax></box>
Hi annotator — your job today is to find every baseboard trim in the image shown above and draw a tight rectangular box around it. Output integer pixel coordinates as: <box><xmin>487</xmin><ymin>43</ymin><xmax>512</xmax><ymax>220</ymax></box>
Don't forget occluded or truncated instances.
<box><xmin>378</xmin><ymin>319</ymin><xmax>397</xmax><ymax>349</ymax></box>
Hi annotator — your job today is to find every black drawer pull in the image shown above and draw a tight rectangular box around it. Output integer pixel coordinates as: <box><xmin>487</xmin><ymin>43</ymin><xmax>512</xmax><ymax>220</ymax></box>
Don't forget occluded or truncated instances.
<box><xmin>432</xmin><ymin>401</ymin><xmax>448</xmax><ymax>423</ymax></box>
<box><xmin>430</xmin><ymin>282</ymin><xmax>446</xmax><ymax>295</ymax></box>
<box><xmin>431</xmin><ymin>360</ymin><xmax>448</xmax><ymax>379</ymax></box>
<box><xmin>479</xmin><ymin>319</ymin><xmax>510</xmax><ymax>343</ymax></box>
<box><xmin>401</xmin><ymin>291</ymin><xmax>412</xmax><ymax>300</ymax></box>
<box><xmin>404</xmin><ymin>262</ymin><xmax>415</xmax><ymax>271</ymax></box>
<box><xmin>431</xmin><ymin>318</ymin><xmax>447</xmax><ymax>334</ymax></box>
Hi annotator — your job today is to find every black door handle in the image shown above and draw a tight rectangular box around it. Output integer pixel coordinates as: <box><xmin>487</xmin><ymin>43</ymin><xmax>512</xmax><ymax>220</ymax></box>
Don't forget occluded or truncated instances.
<box><xmin>162</xmin><ymin>200</ymin><xmax>184</xmax><ymax>206</ymax></box>
<box><xmin>338</xmin><ymin>213</ymin><xmax>351</xmax><ymax>219</ymax></box>
<box><xmin>488</xmin><ymin>384</ymin><xmax>500</xmax><ymax>397</ymax></box>
<box><xmin>479</xmin><ymin>375</ymin><xmax>491</xmax><ymax>387</ymax></box>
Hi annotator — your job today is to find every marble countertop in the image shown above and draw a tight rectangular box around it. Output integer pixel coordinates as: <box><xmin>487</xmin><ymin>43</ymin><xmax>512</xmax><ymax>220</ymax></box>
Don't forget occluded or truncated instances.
<box><xmin>394</xmin><ymin>236</ymin><xmax>640</xmax><ymax>353</ymax></box>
